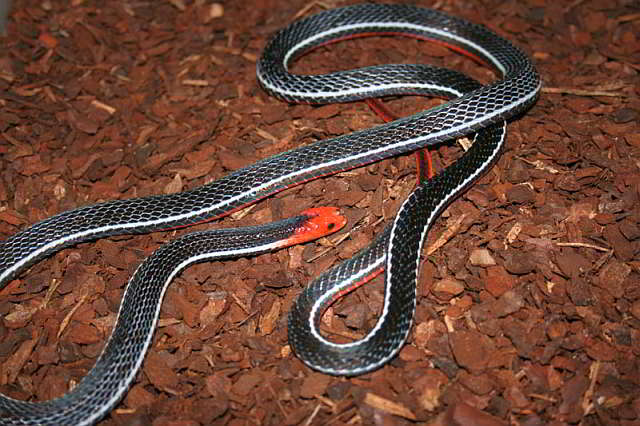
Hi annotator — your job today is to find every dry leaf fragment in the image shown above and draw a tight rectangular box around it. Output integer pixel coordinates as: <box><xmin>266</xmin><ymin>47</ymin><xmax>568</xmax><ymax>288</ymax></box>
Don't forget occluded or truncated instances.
<box><xmin>259</xmin><ymin>299</ymin><xmax>281</xmax><ymax>335</ymax></box>
<box><xmin>167</xmin><ymin>0</ymin><xmax>186</xmax><ymax>11</ymax></box>
<box><xmin>0</xmin><ymin>333</ymin><xmax>39</xmax><ymax>385</ymax></box>
<box><xmin>208</xmin><ymin>3</ymin><xmax>224</xmax><ymax>20</ymax></box>
<box><xmin>468</xmin><ymin>248</ymin><xmax>496</xmax><ymax>266</ymax></box>
<box><xmin>164</xmin><ymin>173</ymin><xmax>183</xmax><ymax>194</ymax></box>
<box><xmin>363</xmin><ymin>392</ymin><xmax>416</xmax><ymax>420</ymax></box>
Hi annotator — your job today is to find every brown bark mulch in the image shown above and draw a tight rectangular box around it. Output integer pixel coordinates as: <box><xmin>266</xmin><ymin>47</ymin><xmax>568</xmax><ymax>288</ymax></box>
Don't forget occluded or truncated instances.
<box><xmin>1</xmin><ymin>0</ymin><xmax>639</xmax><ymax>425</ymax></box>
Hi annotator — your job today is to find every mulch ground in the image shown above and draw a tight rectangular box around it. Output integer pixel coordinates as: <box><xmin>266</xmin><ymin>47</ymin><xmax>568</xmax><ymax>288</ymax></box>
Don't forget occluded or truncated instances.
<box><xmin>1</xmin><ymin>0</ymin><xmax>639</xmax><ymax>425</ymax></box>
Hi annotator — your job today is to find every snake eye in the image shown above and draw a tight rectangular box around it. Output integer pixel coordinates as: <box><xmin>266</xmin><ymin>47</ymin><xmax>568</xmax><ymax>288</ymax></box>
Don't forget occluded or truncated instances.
<box><xmin>327</xmin><ymin>222</ymin><xmax>336</xmax><ymax>231</ymax></box>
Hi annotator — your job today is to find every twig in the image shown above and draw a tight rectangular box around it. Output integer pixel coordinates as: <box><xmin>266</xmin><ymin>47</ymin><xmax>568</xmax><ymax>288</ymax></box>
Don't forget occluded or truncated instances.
<box><xmin>293</xmin><ymin>1</ymin><xmax>334</xmax><ymax>20</ymax></box>
<box><xmin>303</xmin><ymin>404</ymin><xmax>323</xmax><ymax>426</ymax></box>
<box><xmin>529</xmin><ymin>393</ymin><xmax>558</xmax><ymax>403</ymax></box>
<box><xmin>582</xmin><ymin>361</ymin><xmax>601</xmax><ymax>416</ymax></box>
<box><xmin>425</xmin><ymin>213</ymin><xmax>467</xmax><ymax>256</ymax></box>
<box><xmin>555</xmin><ymin>242</ymin><xmax>610</xmax><ymax>252</ymax></box>
<box><xmin>57</xmin><ymin>290</ymin><xmax>90</xmax><ymax>339</ymax></box>
<box><xmin>542</xmin><ymin>87</ymin><xmax>626</xmax><ymax>97</ymax></box>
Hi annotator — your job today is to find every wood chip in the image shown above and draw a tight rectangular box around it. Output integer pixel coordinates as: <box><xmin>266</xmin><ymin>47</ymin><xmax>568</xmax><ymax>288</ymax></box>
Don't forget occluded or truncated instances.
<box><xmin>363</xmin><ymin>392</ymin><xmax>416</xmax><ymax>420</ymax></box>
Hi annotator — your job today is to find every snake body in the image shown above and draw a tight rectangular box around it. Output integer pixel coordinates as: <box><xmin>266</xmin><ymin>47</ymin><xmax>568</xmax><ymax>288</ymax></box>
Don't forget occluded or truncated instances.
<box><xmin>257</xmin><ymin>3</ymin><xmax>540</xmax><ymax>375</ymax></box>
<box><xmin>0</xmin><ymin>4</ymin><xmax>540</xmax><ymax>425</ymax></box>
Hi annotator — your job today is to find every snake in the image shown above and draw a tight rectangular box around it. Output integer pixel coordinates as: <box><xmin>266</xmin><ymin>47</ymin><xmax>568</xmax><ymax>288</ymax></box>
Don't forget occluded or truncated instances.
<box><xmin>0</xmin><ymin>3</ymin><xmax>540</xmax><ymax>425</ymax></box>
